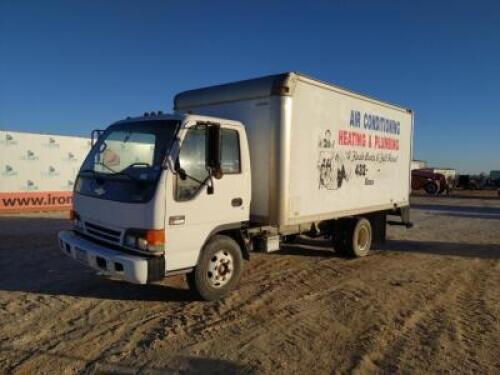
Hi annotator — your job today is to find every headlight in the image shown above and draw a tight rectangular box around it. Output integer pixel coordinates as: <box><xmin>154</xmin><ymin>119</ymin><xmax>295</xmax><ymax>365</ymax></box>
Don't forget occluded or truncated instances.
<box><xmin>137</xmin><ymin>238</ymin><xmax>149</xmax><ymax>251</ymax></box>
<box><xmin>125</xmin><ymin>235</ymin><xmax>136</xmax><ymax>247</ymax></box>
<box><xmin>124</xmin><ymin>229</ymin><xmax>165</xmax><ymax>253</ymax></box>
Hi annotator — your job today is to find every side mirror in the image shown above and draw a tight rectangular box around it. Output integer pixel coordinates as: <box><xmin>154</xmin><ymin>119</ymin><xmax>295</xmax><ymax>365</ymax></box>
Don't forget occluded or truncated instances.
<box><xmin>206</xmin><ymin>124</ymin><xmax>223</xmax><ymax>180</ymax></box>
<box><xmin>91</xmin><ymin>129</ymin><xmax>104</xmax><ymax>146</ymax></box>
<box><xmin>178</xmin><ymin>168</ymin><xmax>187</xmax><ymax>181</ymax></box>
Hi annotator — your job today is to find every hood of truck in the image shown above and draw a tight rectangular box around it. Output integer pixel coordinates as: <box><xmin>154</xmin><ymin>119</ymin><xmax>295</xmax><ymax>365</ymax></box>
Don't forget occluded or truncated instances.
<box><xmin>73</xmin><ymin>176</ymin><xmax>166</xmax><ymax>231</ymax></box>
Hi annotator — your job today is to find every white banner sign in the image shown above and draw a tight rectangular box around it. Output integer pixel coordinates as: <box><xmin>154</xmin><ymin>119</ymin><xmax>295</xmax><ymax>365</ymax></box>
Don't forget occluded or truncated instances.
<box><xmin>0</xmin><ymin>130</ymin><xmax>91</xmax><ymax>211</ymax></box>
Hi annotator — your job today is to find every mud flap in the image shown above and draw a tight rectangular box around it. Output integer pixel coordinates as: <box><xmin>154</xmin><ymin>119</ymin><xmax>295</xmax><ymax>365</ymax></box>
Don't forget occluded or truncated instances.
<box><xmin>369</xmin><ymin>213</ymin><xmax>387</xmax><ymax>245</ymax></box>
<box><xmin>387</xmin><ymin>206</ymin><xmax>413</xmax><ymax>228</ymax></box>
<box><xmin>147</xmin><ymin>256</ymin><xmax>166</xmax><ymax>282</ymax></box>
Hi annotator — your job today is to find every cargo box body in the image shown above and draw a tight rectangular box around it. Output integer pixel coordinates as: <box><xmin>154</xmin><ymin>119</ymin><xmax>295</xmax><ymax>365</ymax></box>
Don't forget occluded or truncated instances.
<box><xmin>175</xmin><ymin>73</ymin><xmax>413</xmax><ymax>226</ymax></box>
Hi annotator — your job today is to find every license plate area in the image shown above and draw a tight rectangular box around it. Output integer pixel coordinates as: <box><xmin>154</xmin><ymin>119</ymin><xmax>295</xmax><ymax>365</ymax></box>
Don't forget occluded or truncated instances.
<box><xmin>75</xmin><ymin>247</ymin><xmax>87</xmax><ymax>263</ymax></box>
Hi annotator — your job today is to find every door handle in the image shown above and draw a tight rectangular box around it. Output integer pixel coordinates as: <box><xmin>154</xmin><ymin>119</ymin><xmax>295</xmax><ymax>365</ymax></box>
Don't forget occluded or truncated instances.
<box><xmin>231</xmin><ymin>198</ymin><xmax>243</xmax><ymax>207</ymax></box>
<box><xmin>169</xmin><ymin>215</ymin><xmax>185</xmax><ymax>225</ymax></box>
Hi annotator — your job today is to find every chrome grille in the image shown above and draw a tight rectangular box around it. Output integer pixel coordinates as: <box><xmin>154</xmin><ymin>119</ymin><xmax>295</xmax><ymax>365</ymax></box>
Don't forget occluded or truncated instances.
<box><xmin>84</xmin><ymin>221</ymin><xmax>121</xmax><ymax>244</ymax></box>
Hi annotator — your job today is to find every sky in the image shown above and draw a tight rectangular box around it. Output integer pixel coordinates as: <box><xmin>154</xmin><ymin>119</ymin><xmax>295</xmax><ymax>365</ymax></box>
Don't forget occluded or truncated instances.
<box><xmin>1</xmin><ymin>0</ymin><xmax>499</xmax><ymax>174</ymax></box>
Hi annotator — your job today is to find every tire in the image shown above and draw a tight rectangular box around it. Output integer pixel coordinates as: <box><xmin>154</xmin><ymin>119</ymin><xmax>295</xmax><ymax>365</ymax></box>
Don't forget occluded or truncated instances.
<box><xmin>186</xmin><ymin>235</ymin><xmax>243</xmax><ymax>301</ymax></box>
<box><xmin>345</xmin><ymin>218</ymin><xmax>372</xmax><ymax>257</ymax></box>
<box><xmin>424</xmin><ymin>181</ymin><xmax>438</xmax><ymax>195</ymax></box>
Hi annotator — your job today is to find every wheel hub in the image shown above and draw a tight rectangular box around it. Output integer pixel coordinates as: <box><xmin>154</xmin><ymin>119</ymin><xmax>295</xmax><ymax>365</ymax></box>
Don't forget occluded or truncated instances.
<box><xmin>357</xmin><ymin>226</ymin><xmax>369</xmax><ymax>251</ymax></box>
<box><xmin>207</xmin><ymin>250</ymin><xmax>233</xmax><ymax>288</ymax></box>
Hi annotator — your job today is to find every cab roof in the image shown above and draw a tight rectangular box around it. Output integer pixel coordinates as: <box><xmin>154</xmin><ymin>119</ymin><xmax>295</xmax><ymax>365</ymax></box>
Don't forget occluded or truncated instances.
<box><xmin>115</xmin><ymin>112</ymin><xmax>244</xmax><ymax>128</ymax></box>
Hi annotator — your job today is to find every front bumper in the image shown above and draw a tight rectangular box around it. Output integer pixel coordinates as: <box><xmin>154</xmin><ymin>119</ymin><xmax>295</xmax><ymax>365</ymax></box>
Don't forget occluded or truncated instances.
<box><xmin>58</xmin><ymin>230</ymin><xmax>164</xmax><ymax>284</ymax></box>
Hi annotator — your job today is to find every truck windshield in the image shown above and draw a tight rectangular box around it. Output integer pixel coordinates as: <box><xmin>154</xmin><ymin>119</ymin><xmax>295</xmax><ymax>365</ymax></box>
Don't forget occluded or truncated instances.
<box><xmin>76</xmin><ymin>120</ymin><xmax>180</xmax><ymax>203</ymax></box>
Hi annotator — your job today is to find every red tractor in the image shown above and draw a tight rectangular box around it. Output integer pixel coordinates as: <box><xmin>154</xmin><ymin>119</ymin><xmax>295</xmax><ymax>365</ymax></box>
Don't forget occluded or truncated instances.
<box><xmin>411</xmin><ymin>169</ymin><xmax>448</xmax><ymax>195</ymax></box>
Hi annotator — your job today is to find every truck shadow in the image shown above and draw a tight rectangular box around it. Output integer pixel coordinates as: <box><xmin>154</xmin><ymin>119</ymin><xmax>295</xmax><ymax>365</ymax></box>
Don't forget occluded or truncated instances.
<box><xmin>0</xmin><ymin>270</ymin><xmax>197</xmax><ymax>303</ymax></box>
<box><xmin>279</xmin><ymin>237</ymin><xmax>341</xmax><ymax>257</ymax></box>
<box><xmin>2</xmin><ymin>216</ymin><xmax>498</xmax><ymax>303</ymax></box>
<box><xmin>280</xmin><ymin>236</ymin><xmax>395</xmax><ymax>258</ymax></box>
<box><xmin>0</xmin><ymin>215</ymin><xmax>199</xmax><ymax>302</ymax></box>
<box><xmin>381</xmin><ymin>239</ymin><xmax>500</xmax><ymax>259</ymax></box>
<box><xmin>0</xmin><ymin>213</ymin><xmax>72</xmax><ymax>236</ymax></box>
<box><xmin>438</xmin><ymin>193</ymin><xmax>499</xmax><ymax>201</ymax></box>
<box><xmin>280</xmin><ymin>237</ymin><xmax>500</xmax><ymax>260</ymax></box>
<box><xmin>411</xmin><ymin>192</ymin><xmax>500</xmax><ymax>201</ymax></box>
<box><xmin>412</xmin><ymin>203</ymin><xmax>500</xmax><ymax>220</ymax></box>
<box><xmin>0</xmin><ymin>345</ymin><xmax>256</xmax><ymax>374</ymax></box>
<box><xmin>411</xmin><ymin>203</ymin><xmax>500</xmax><ymax>216</ymax></box>
<box><xmin>434</xmin><ymin>212</ymin><xmax>500</xmax><ymax>220</ymax></box>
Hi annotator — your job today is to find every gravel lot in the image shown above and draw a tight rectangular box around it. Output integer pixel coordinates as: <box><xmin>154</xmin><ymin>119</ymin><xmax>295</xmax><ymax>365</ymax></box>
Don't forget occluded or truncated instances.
<box><xmin>1</xmin><ymin>192</ymin><xmax>499</xmax><ymax>374</ymax></box>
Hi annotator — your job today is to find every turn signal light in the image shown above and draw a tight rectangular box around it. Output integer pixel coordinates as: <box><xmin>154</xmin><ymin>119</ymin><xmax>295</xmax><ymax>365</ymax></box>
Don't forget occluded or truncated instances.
<box><xmin>146</xmin><ymin>229</ymin><xmax>165</xmax><ymax>246</ymax></box>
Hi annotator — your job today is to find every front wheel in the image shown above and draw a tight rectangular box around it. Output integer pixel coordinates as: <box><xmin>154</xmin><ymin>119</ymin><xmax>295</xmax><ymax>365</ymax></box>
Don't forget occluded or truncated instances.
<box><xmin>187</xmin><ymin>235</ymin><xmax>243</xmax><ymax>301</ymax></box>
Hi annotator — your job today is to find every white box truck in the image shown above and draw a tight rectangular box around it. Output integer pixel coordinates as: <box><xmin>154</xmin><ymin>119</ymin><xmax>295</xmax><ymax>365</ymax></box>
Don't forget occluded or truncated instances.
<box><xmin>58</xmin><ymin>72</ymin><xmax>413</xmax><ymax>300</ymax></box>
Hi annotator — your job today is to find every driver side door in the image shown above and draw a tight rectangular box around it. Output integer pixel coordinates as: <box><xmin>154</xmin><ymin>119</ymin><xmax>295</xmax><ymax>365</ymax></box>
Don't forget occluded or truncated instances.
<box><xmin>165</xmin><ymin>124</ymin><xmax>250</xmax><ymax>271</ymax></box>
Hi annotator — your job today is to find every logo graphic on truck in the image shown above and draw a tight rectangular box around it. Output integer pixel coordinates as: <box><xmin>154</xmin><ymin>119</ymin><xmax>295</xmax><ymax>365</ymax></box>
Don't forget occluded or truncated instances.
<box><xmin>317</xmin><ymin>129</ymin><xmax>349</xmax><ymax>190</ymax></box>
<box><xmin>317</xmin><ymin>110</ymin><xmax>402</xmax><ymax>191</ymax></box>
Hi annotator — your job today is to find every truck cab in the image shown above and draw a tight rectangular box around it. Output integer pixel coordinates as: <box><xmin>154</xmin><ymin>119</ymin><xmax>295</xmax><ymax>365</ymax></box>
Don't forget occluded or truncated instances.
<box><xmin>58</xmin><ymin>112</ymin><xmax>251</xmax><ymax>300</ymax></box>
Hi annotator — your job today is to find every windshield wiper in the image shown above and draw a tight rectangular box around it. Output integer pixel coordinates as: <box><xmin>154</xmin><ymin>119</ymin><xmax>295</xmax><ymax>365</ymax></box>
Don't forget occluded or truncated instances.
<box><xmin>177</xmin><ymin>167</ymin><xmax>209</xmax><ymax>185</ymax></box>
<box><xmin>127</xmin><ymin>162</ymin><xmax>152</xmax><ymax>168</ymax></box>
<box><xmin>95</xmin><ymin>162</ymin><xmax>119</xmax><ymax>174</ymax></box>
<box><xmin>80</xmin><ymin>168</ymin><xmax>96</xmax><ymax>176</ymax></box>
<box><xmin>79</xmin><ymin>169</ymin><xmax>102</xmax><ymax>178</ymax></box>
<box><xmin>94</xmin><ymin>162</ymin><xmax>143</xmax><ymax>184</ymax></box>
<box><xmin>79</xmin><ymin>168</ymin><xmax>107</xmax><ymax>185</ymax></box>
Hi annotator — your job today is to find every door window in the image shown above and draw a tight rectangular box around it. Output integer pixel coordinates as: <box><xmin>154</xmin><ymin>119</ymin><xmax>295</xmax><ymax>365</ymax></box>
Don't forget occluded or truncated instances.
<box><xmin>175</xmin><ymin>127</ymin><xmax>209</xmax><ymax>201</ymax></box>
<box><xmin>174</xmin><ymin>126</ymin><xmax>241</xmax><ymax>201</ymax></box>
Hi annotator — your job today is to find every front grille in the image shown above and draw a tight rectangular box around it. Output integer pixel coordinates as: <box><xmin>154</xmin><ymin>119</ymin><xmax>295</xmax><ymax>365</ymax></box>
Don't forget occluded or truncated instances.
<box><xmin>84</xmin><ymin>221</ymin><xmax>121</xmax><ymax>244</ymax></box>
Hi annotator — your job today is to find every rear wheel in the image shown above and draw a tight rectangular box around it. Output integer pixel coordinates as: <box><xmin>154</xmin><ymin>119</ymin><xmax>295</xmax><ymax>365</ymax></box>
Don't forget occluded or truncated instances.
<box><xmin>345</xmin><ymin>218</ymin><xmax>372</xmax><ymax>257</ymax></box>
<box><xmin>187</xmin><ymin>235</ymin><xmax>243</xmax><ymax>301</ymax></box>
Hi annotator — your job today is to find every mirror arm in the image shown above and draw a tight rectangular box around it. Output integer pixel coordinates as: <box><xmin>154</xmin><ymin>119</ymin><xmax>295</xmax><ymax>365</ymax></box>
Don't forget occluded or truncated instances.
<box><xmin>206</xmin><ymin>174</ymin><xmax>215</xmax><ymax>195</ymax></box>
<box><xmin>91</xmin><ymin>129</ymin><xmax>104</xmax><ymax>147</ymax></box>
<box><xmin>164</xmin><ymin>156</ymin><xmax>176</xmax><ymax>173</ymax></box>
<box><xmin>164</xmin><ymin>137</ymin><xmax>182</xmax><ymax>173</ymax></box>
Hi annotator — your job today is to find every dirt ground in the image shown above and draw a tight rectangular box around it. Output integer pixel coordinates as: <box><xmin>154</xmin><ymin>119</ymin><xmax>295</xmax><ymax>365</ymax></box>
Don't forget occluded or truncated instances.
<box><xmin>0</xmin><ymin>192</ymin><xmax>499</xmax><ymax>374</ymax></box>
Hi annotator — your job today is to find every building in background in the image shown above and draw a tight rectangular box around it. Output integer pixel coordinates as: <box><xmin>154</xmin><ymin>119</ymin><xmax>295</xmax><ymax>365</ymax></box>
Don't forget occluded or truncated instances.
<box><xmin>0</xmin><ymin>130</ymin><xmax>90</xmax><ymax>212</ymax></box>
<box><xmin>490</xmin><ymin>170</ymin><xmax>500</xmax><ymax>181</ymax></box>
<box><xmin>411</xmin><ymin>160</ymin><xmax>427</xmax><ymax>170</ymax></box>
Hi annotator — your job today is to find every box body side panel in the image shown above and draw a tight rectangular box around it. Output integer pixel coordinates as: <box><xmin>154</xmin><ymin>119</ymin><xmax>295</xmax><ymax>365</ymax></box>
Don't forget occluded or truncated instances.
<box><xmin>285</xmin><ymin>79</ymin><xmax>412</xmax><ymax>225</ymax></box>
